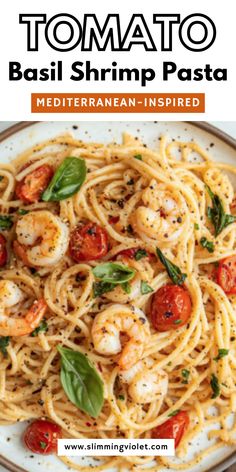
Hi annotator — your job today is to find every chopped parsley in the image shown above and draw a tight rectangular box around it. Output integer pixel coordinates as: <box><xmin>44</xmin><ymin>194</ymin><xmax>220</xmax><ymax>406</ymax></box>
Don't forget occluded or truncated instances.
<box><xmin>168</xmin><ymin>409</ymin><xmax>180</xmax><ymax>417</ymax></box>
<box><xmin>0</xmin><ymin>215</ymin><xmax>13</xmax><ymax>230</ymax></box>
<box><xmin>213</xmin><ymin>348</ymin><xmax>229</xmax><ymax>361</ymax></box>
<box><xmin>18</xmin><ymin>209</ymin><xmax>29</xmax><ymax>215</ymax></box>
<box><xmin>134</xmin><ymin>154</ymin><xmax>142</xmax><ymax>161</ymax></box>
<box><xmin>210</xmin><ymin>374</ymin><xmax>220</xmax><ymax>399</ymax></box>
<box><xmin>134</xmin><ymin>249</ymin><xmax>148</xmax><ymax>261</ymax></box>
<box><xmin>140</xmin><ymin>280</ymin><xmax>153</xmax><ymax>295</ymax></box>
<box><xmin>194</xmin><ymin>223</ymin><xmax>200</xmax><ymax>230</ymax></box>
<box><xmin>31</xmin><ymin>319</ymin><xmax>48</xmax><ymax>337</ymax></box>
<box><xmin>181</xmin><ymin>369</ymin><xmax>190</xmax><ymax>384</ymax></box>
<box><xmin>40</xmin><ymin>441</ymin><xmax>47</xmax><ymax>450</ymax></box>
<box><xmin>0</xmin><ymin>336</ymin><xmax>10</xmax><ymax>356</ymax></box>
<box><xmin>200</xmin><ymin>237</ymin><xmax>214</xmax><ymax>253</ymax></box>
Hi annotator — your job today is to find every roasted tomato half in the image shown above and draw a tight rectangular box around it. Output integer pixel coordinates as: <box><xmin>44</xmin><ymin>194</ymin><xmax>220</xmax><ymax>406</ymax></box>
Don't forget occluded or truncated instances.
<box><xmin>216</xmin><ymin>255</ymin><xmax>236</xmax><ymax>295</ymax></box>
<box><xmin>69</xmin><ymin>222</ymin><xmax>109</xmax><ymax>262</ymax></box>
<box><xmin>152</xmin><ymin>411</ymin><xmax>190</xmax><ymax>448</ymax></box>
<box><xmin>23</xmin><ymin>419</ymin><xmax>62</xmax><ymax>455</ymax></box>
<box><xmin>150</xmin><ymin>284</ymin><xmax>192</xmax><ymax>331</ymax></box>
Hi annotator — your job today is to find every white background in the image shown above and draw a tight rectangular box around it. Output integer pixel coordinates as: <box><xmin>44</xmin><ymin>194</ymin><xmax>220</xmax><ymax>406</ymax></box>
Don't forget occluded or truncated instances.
<box><xmin>0</xmin><ymin>0</ymin><xmax>235</xmax><ymax>120</ymax></box>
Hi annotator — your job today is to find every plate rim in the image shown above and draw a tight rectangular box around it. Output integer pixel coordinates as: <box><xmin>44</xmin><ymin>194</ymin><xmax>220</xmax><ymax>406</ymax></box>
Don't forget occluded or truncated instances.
<box><xmin>0</xmin><ymin>120</ymin><xmax>235</xmax><ymax>472</ymax></box>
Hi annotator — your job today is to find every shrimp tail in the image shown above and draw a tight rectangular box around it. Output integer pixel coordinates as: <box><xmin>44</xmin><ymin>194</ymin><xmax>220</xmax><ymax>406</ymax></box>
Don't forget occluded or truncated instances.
<box><xmin>25</xmin><ymin>299</ymin><xmax>47</xmax><ymax>330</ymax></box>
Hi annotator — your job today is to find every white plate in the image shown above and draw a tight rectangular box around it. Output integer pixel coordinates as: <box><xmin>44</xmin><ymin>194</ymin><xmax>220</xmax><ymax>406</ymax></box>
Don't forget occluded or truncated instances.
<box><xmin>0</xmin><ymin>121</ymin><xmax>235</xmax><ymax>472</ymax></box>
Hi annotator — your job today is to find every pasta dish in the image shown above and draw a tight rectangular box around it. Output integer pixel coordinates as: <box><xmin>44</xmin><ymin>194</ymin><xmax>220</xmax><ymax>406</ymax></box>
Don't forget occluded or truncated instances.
<box><xmin>0</xmin><ymin>131</ymin><xmax>236</xmax><ymax>471</ymax></box>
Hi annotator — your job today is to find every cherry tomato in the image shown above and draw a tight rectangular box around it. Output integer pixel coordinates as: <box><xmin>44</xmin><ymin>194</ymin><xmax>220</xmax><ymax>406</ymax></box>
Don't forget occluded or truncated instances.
<box><xmin>69</xmin><ymin>222</ymin><xmax>109</xmax><ymax>262</ymax></box>
<box><xmin>0</xmin><ymin>234</ymin><xmax>7</xmax><ymax>267</ymax></box>
<box><xmin>15</xmin><ymin>164</ymin><xmax>53</xmax><ymax>203</ymax></box>
<box><xmin>117</xmin><ymin>247</ymin><xmax>154</xmax><ymax>261</ymax></box>
<box><xmin>152</xmin><ymin>411</ymin><xmax>189</xmax><ymax>448</ymax></box>
<box><xmin>216</xmin><ymin>255</ymin><xmax>236</xmax><ymax>294</ymax></box>
<box><xmin>23</xmin><ymin>419</ymin><xmax>62</xmax><ymax>454</ymax></box>
<box><xmin>118</xmin><ymin>248</ymin><xmax>142</xmax><ymax>259</ymax></box>
<box><xmin>150</xmin><ymin>284</ymin><xmax>192</xmax><ymax>332</ymax></box>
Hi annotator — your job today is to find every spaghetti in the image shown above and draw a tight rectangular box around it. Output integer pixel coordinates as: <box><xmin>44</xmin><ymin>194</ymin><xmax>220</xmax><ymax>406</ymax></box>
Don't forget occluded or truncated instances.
<box><xmin>0</xmin><ymin>131</ymin><xmax>235</xmax><ymax>471</ymax></box>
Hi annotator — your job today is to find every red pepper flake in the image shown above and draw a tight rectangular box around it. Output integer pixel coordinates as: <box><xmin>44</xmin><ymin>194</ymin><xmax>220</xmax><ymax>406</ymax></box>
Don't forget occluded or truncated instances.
<box><xmin>97</xmin><ymin>362</ymin><xmax>103</xmax><ymax>372</ymax></box>
<box><xmin>159</xmin><ymin>208</ymin><xmax>166</xmax><ymax>218</ymax></box>
<box><xmin>86</xmin><ymin>422</ymin><xmax>92</xmax><ymax>427</ymax></box>
<box><xmin>109</xmin><ymin>216</ymin><xmax>119</xmax><ymax>224</ymax></box>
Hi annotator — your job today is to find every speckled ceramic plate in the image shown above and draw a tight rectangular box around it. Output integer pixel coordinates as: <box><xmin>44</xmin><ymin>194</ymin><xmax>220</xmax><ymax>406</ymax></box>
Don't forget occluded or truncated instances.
<box><xmin>0</xmin><ymin>121</ymin><xmax>235</xmax><ymax>472</ymax></box>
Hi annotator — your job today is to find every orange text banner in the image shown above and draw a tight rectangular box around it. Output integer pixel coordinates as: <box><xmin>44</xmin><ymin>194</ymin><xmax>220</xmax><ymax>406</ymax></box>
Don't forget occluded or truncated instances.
<box><xmin>31</xmin><ymin>93</ymin><xmax>205</xmax><ymax>113</ymax></box>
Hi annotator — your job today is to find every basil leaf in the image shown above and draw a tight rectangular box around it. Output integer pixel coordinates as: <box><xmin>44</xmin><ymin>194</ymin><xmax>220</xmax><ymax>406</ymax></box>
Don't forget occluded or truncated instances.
<box><xmin>181</xmin><ymin>369</ymin><xmax>190</xmax><ymax>384</ymax></box>
<box><xmin>135</xmin><ymin>249</ymin><xmax>147</xmax><ymax>261</ymax></box>
<box><xmin>210</xmin><ymin>374</ymin><xmax>220</xmax><ymax>399</ymax></box>
<box><xmin>31</xmin><ymin>319</ymin><xmax>48</xmax><ymax>337</ymax></box>
<box><xmin>168</xmin><ymin>409</ymin><xmax>180</xmax><ymax>417</ymax></box>
<box><xmin>122</xmin><ymin>282</ymin><xmax>131</xmax><ymax>294</ymax></box>
<box><xmin>57</xmin><ymin>345</ymin><xmax>104</xmax><ymax>418</ymax></box>
<box><xmin>140</xmin><ymin>280</ymin><xmax>154</xmax><ymax>295</ymax></box>
<box><xmin>42</xmin><ymin>157</ymin><xmax>86</xmax><ymax>202</ymax></box>
<box><xmin>92</xmin><ymin>262</ymin><xmax>136</xmax><ymax>284</ymax></box>
<box><xmin>156</xmin><ymin>248</ymin><xmax>187</xmax><ymax>285</ymax></box>
<box><xmin>206</xmin><ymin>185</ymin><xmax>236</xmax><ymax>236</ymax></box>
<box><xmin>93</xmin><ymin>281</ymin><xmax>115</xmax><ymax>298</ymax></box>
<box><xmin>213</xmin><ymin>348</ymin><xmax>229</xmax><ymax>361</ymax></box>
<box><xmin>0</xmin><ymin>215</ymin><xmax>13</xmax><ymax>230</ymax></box>
<box><xmin>225</xmin><ymin>214</ymin><xmax>236</xmax><ymax>226</ymax></box>
<box><xmin>200</xmin><ymin>237</ymin><xmax>214</xmax><ymax>253</ymax></box>
<box><xmin>0</xmin><ymin>336</ymin><xmax>10</xmax><ymax>356</ymax></box>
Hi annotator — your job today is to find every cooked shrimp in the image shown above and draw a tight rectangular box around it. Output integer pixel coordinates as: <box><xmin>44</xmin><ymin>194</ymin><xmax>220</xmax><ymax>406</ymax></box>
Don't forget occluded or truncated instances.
<box><xmin>15</xmin><ymin>210</ymin><xmax>69</xmax><ymax>267</ymax></box>
<box><xmin>0</xmin><ymin>280</ymin><xmax>47</xmax><ymax>336</ymax></box>
<box><xmin>104</xmin><ymin>278</ymin><xmax>141</xmax><ymax>303</ymax></box>
<box><xmin>104</xmin><ymin>257</ymin><xmax>153</xmax><ymax>303</ymax></box>
<box><xmin>91</xmin><ymin>304</ymin><xmax>150</xmax><ymax>370</ymax></box>
<box><xmin>120</xmin><ymin>358</ymin><xmax>168</xmax><ymax>403</ymax></box>
<box><xmin>132</xmin><ymin>180</ymin><xmax>187</xmax><ymax>243</ymax></box>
